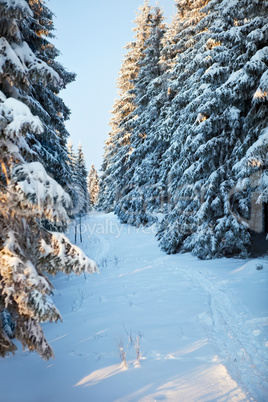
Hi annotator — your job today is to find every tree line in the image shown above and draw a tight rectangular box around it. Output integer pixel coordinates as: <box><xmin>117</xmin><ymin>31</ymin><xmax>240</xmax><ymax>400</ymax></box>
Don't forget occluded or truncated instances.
<box><xmin>99</xmin><ymin>0</ymin><xmax>268</xmax><ymax>259</ymax></box>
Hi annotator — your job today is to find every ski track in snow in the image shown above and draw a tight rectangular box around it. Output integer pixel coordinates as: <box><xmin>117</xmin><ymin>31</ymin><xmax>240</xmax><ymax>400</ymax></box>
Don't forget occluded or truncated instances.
<box><xmin>1</xmin><ymin>212</ymin><xmax>267</xmax><ymax>402</ymax></box>
<box><xmin>183</xmin><ymin>267</ymin><xmax>268</xmax><ymax>400</ymax></box>
<box><xmin>135</xmin><ymin>253</ymin><xmax>268</xmax><ymax>401</ymax></box>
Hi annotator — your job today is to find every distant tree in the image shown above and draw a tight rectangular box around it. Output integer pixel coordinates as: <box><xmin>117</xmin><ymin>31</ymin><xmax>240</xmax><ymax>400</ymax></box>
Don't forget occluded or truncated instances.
<box><xmin>0</xmin><ymin>0</ymin><xmax>97</xmax><ymax>360</ymax></box>
<box><xmin>87</xmin><ymin>164</ymin><xmax>99</xmax><ymax>207</ymax></box>
<box><xmin>67</xmin><ymin>141</ymin><xmax>81</xmax><ymax>217</ymax></box>
<box><xmin>67</xmin><ymin>143</ymin><xmax>89</xmax><ymax>242</ymax></box>
<box><xmin>76</xmin><ymin>144</ymin><xmax>89</xmax><ymax>215</ymax></box>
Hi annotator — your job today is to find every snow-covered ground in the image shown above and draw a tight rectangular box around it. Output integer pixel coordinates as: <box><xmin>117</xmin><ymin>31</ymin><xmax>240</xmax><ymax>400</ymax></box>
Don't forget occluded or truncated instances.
<box><xmin>1</xmin><ymin>212</ymin><xmax>268</xmax><ymax>402</ymax></box>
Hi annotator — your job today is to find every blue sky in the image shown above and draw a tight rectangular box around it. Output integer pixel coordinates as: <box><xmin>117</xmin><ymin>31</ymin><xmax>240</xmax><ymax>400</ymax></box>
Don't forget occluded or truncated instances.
<box><xmin>48</xmin><ymin>0</ymin><xmax>175</xmax><ymax>171</ymax></box>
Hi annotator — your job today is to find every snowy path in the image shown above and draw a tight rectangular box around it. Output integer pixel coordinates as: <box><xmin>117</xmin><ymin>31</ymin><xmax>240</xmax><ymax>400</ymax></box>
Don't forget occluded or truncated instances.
<box><xmin>1</xmin><ymin>212</ymin><xmax>268</xmax><ymax>402</ymax></box>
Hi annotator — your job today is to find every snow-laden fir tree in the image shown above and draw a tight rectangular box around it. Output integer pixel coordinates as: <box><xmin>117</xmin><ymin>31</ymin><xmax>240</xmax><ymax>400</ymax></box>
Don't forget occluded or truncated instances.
<box><xmin>67</xmin><ymin>143</ymin><xmax>89</xmax><ymax>242</ymax></box>
<box><xmin>20</xmin><ymin>0</ymin><xmax>75</xmax><ymax>191</ymax></box>
<box><xmin>114</xmin><ymin>5</ymin><xmax>166</xmax><ymax>226</ymax></box>
<box><xmin>99</xmin><ymin>0</ymin><xmax>154</xmax><ymax>212</ymax></box>
<box><xmin>67</xmin><ymin>141</ymin><xmax>81</xmax><ymax>217</ymax></box>
<box><xmin>76</xmin><ymin>144</ymin><xmax>89</xmax><ymax>215</ymax></box>
<box><xmin>118</xmin><ymin>0</ymin><xmax>194</xmax><ymax>227</ymax></box>
<box><xmin>0</xmin><ymin>0</ymin><xmax>97</xmax><ymax>359</ymax></box>
<box><xmin>232</xmin><ymin>18</ymin><xmax>268</xmax><ymax>238</ymax></box>
<box><xmin>87</xmin><ymin>164</ymin><xmax>99</xmax><ymax>207</ymax></box>
<box><xmin>158</xmin><ymin>0</ymin><xmax>268</xmax><ymax>258</ymax></box>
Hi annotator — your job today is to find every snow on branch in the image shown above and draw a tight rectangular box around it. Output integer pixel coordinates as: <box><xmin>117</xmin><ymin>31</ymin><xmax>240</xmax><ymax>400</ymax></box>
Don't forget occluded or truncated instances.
<box><xmin>253</xmin><ymin>70</ymin><xmax>268</xmax><ymax>102</ymax></box>
<box><xmin>40</xmin><ymin>232</ymin><xmax>98</xmax><ymax>276</ymax></box>
<box><xmin>0</xmin><ymin>326</ymin><xmax>17</xmax><ymax>358</ymax></box>
<box><xmin>11</xmin><ymin>41</ymin><xmax>62</xmax><ymax>87</ymax></box>
<box><xmin>12</xmin><ymin>162</ymin><xmax>71</xmax><ymax>222</ymax></box>
<box><xmin>235</xmin><ymin>126</ymin><xmax>268</xmax><ymax>171</ymax></box>
<box><xmin>25</xmin><ymin>290</ymin><xmax>61</xmax><ymax>323</ymax></box>
<box><xmin>0</xmin><ymin>231</ymin><xmax>61</xmax><ymax>323</ymax></box>
<box><xmin>15</xmin><ymin>317</ymin><xmax>54</xmax><ymax>360</ymax></box>
<box><xmin>0</xmin><ymin>37</ymin><xmax>27</xmax><ymax>82</ymax></box>
<box><xmin>0</xmin><ymin>0</ymin><xmax>32</xmax><ymax>20</ymax></box>
<box><xmin>0</xmin><ymin>38</ymin><xmax>61</xmax><ymax>91</ymax></box>
<box><xmin>0</xmin><ymin>95</ymin><xmax>43</xmax><ymax>139</ymax></box>
<box><xmin>234</xmin><ymin>126</ymin><xmax>268</xmax><ymax>203</ymax></box>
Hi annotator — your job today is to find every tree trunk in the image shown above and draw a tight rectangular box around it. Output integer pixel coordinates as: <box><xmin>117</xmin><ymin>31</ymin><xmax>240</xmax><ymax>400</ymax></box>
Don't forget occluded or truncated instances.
<box><xmin>80</xmin><ymin>214</ymin><xmax>82</xmax><ymax>243</ymax></box>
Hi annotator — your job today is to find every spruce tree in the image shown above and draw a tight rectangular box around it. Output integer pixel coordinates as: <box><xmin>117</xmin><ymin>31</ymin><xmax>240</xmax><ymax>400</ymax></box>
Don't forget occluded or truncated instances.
<box><xmin>0</xmin><ymin>0</ymin><xmax>97</xmax><ymax>359</ymax></box>
<box><xmin>87</xmin><ymin>164</ymin><xmax>99</xmax><ymax>207</ymax></box>
<box><xmin>67</xmin><ymin>141</ymin><xmax>81</xmax><ymax>217</ymax></box>
<box><xmin>158</xmin><ymin>0</ymin><xmax>268</xmax><ymax>258</ymax></box>
<box><xmin>20</xmin><ymin>0</ymin><xmax>76</xmax><ymax>190</ymax></box>
<box><xmin>114</xmin><ymin>5</ymin><xmax>166</xmax><ymax>226</ymax></box>
<box><xmin>76</xmin><ymin>144</ymin><xmax>89</xmax><ymax>215</ymax></box>
<box><xmin>67</xmin><ymin>143</ymin><xmax>89</xmax><ymax>242</ymax></box>
<box><xmin>99</xmin><ymin>0</ymin><xmax>154</xmax><ymax>212</ymax></box>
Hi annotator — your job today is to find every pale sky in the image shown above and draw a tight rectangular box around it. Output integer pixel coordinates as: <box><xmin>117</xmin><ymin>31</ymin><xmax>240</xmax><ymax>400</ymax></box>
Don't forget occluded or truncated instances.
<box><xmin>48</xmin><ymin>0</ymin><xmax>175</xmax><ymax>171</ymax></box>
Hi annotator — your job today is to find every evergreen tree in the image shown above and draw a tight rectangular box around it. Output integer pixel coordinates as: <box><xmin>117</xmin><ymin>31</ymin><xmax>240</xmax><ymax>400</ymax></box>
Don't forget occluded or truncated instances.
<box><xmin>67</xmin><ymin>141</ymin><xmax>81</xmax><ymax>217</ymax></box>
<box><xmin>20</xmin><ymin>0</ymin><xmax>76</xmax><ymax>190</ymax></box>
<box><xmin>0</xmin><ymin>0</ymin><xmax>97</xmax><ymax>359</ymax></box>
<box><xmin>114</xmin><ymin>5</ymin><xmax>166</xmax><ymax>226</ymax></box>
<box><xmin>87</xmin><ymin>164</ymin><xmax>99</xmax><ymax>207</ymax></box>
<box><xmin>158</xmin><ymin>0</ymin><xmax>268</xmax><ymax>258</ymax></box>
<box><xmin>101</xmin><ymin>0</ymin><xmax>267</xmax><ymax>259</ymax></box>
<box><xmin>76</xmin><ymin>144</ymin><xmax>89</xmax><ymax>215</ymax></box>
<box><xmin>99</xmin><ymin>0</ymin><xmax>154</xmax><ymax>212</ymax></box>
<box><xmin>67</xmin><ymin>143</ymin><xmax>89</xmax><ymax>242</ymax></box>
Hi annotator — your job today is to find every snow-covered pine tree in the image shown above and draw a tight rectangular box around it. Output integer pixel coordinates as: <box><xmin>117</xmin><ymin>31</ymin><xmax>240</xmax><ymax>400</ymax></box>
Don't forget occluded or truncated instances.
<box><xmin>0</xmin><ymin>0</ymin><xmax>97</xmax><ymax>359</ymax></box>
<box><xmin>67</xmin><ymin>141</ymin><xmax>81</xmax><ymax>217</ymax></box>
<box><xmin>20</xmin><ymin>0</ymin><xmax>76</xmax><ymax>191</ymax></box>
<box><xmin>157</xmin><ymin>0</ymin><xmax>223</xmax><ymax>256</ymax></box>
<box><xmin>231</xmin><ymin>3</ymin><xmax>268</xmax><ymax>244</ymax></box>
<box><xmin>125</xmin><ymin>0</ymin><xmax>193</xmax><ymax>228</ymax></box>
<box><xmin>158</xmin><ymin>0</ymin><xmax>268</xmax><ymax>258</ymax></box>
<box><xmin>67</xmin><ymin>143</ymin><xmax>89</xmax><ymax>242</ymax></box>
<box><xmin>114</xmin><ymin>5</ymin><xmax>166</xmax><ymax>226</ymax></box>
<box><xmin>87</xmin><ymin>164</ymin><xmax>99</xmax><ymax>207</ymax></box>
<box><xmin>76</xmin><ymin>144</ymin><xmax>89</xmax><ymax>214</ymax></box>
<box><xmin>99</xmin><ymin>0</ymin><xmax>154</xmax><ymax>212</ymax></box>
